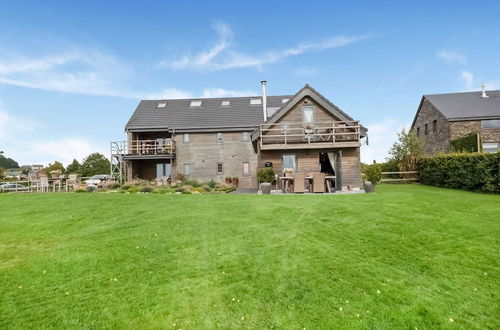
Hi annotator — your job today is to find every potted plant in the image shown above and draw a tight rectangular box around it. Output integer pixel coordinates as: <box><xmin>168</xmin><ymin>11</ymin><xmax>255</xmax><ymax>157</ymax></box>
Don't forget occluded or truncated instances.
<box><xmin>225</xmin><ymin>176</ymin><xmax>232</xmax><ymax>185</ymax></box>
<box><xmin>362</xmin><ymin>163</ymin><xmax>381</xmax><ymax>193</ymax></box>
<box><xmin>283</xmin><ymin>168</ymin><xmax>294</xmax><ymax>177</ymax></box>
<box><xmin>232</xmin><ymin>177</ymin><xmax>239</xmax><ymax>187</ymax></box>
<box><xmin>257</xmin><ymin>168</ymin><xmax>275</xmax><ymax>194</ymax></box>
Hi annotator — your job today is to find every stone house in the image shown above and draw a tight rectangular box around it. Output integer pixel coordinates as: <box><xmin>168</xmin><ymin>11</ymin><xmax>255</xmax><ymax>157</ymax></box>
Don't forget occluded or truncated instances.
<box><xmin>112</xmin><ymin>83</ymin><xmax>367</xmax><ymax>190</ymax></box>
<box><xmin>411</xmin><ymin>87</ymin><xmax>500</xmax><ymax>154</ymax></box>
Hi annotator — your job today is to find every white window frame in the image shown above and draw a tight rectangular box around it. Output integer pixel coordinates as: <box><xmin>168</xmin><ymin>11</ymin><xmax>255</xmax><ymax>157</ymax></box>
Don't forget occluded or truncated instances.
<box><xmin>216</xmin><ymin>132</ymin><xmax>224</xmax><ymax>142</ymax></box>
<box><xmin>242</xmin><ymin>162</ymin><xmax>250</xmax><ymax>176</ymax></box>
<box><xmin>221</xmin><ymin>100</ymin><xmax>230</xmax><ymax>107</ymax></box>
<box><xmin>482</xmin><ymin>142</ymin><xmax>500</xmax><ymax>153</ymax></box>
<box><xmin>217</xmin><ymin>162</ymin><xmax>223</xmax><ymax>175</ymax></box>
<box><xmin>302</xmin><ymin>106</ymin><xmax>315</xmax><ymax>125</ymax></box>
<box><xmin>282</xmin><ymin>154</ymin><xmax>297</xmax><ymax>172</ymax></box>
<box><xmin>183</xmin><ymin>163</ymin><xmax>191</xmax><ymax>175</ymax></box>
<box><xmin>183</xmin><ymin>133</ymin><xmax>190</xmax><ymax>143</ymax></box>
<box><xmin>190</xmin><ymin>100</ymin><xmax>202</xmax><ymax>107</ymax></box>
<box><xmin>157</xmin><ymin>102</ymin><xmax>167</xmax><ymax>108</ymax></box>
<box><xmin>242</xmin><ymin>132</ymin><xmax>250</xmax><ymax>142</ymax></box>
<box><xmin>250</xmin><ymin>98</ymin><xmax>262</xmax><ymax>105</ymax></box>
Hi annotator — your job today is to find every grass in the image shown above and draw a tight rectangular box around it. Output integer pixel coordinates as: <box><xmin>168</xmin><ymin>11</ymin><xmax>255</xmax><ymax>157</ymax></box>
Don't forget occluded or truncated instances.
<box><xmin>0</xmin><ymin>185</ymin><xmax>498</xmax><ymax>329</ymax></box>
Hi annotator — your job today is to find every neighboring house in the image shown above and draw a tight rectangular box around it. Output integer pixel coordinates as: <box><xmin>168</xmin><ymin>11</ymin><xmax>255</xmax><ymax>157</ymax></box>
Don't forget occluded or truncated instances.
<box><xmin>4</xmin><ymin>169</ymin><xmax>23</xmax><ymax>179</ymax></box>
<box><xmin>112</xmin><ymin>83</ymin><xmax>367</xmax><ymax>190</ymax></box>
<box><xmin>411</xmin><ymin>87</ymin><xmax>500</xmax><ymax>154</ymax></box>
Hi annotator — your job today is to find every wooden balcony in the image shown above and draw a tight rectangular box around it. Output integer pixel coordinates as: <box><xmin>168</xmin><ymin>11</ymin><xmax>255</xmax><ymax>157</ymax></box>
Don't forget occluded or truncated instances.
<box><xmin>259</xmin><ymin>121</ymin><xmax>361</xmax><ymax>150</ymax></box>
<box><xmin>111</xmin><ymin>139</ymin><xmax>175</xmax><ymax>160</ymax></box>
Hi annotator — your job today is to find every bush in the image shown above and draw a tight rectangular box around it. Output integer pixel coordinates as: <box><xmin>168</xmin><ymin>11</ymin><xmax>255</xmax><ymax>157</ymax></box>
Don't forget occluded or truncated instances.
<box><xmin>74</xmin><ymin>189</ymin><xmax>87</xmax><ymax>193</ymax></box>
<box><xmin>202</xmin><ymin>185</ymin><xmax>211</xmax><ymax>192</ymax></box>
<box><xmin>363</xmin><ymin>163</ymin><xmax>382</xmax><ymax>184</ymax></box>
<box><xmin>154</xmin><ymin>187</ymin><xmax>175</xmax><ymax>194</ymax></box>
<box><xmin>86</xmin><ymin>186</ymin><xmax>97</xmax><ymax>193</ymax></box>
<box><xmin>175</xmin><ymin>186</ymin><xmax>185</xmax><ymax>193</ymax></box>
<box><xmin>108</xmin><ymin>183</ymin><xmax>121</xmax><ymax>189</ymax></box>
<box><xmin>121</xmin><ymin>184</ymin><xmax>131</xmax><ymax>190</ymax></box>
<box><xmin>192</xmin><ymin>187</ymin><xmax>206</xmax><ymax>193</ymax></box>
<box><xmin>181</xmin><ymin>179</ymin><xmax>201</xmax><ymax>187</ymax></box>
<box><xmin>206</xmin><ymin>179</ymin><xmax>218</xmax><ymax>189</ymax></box>
<box><xmin>451</xmin><ymin>133</ymin><xmax>480</xmax><ymax>153</ymax></box>
<box><xmin>127</xmin><ymin>186</ymin><xmax>140</xmax><ymax>193</ymax></box>
<box><xmin>257</xmin><ymin>168</ymin><xmax>276</xmax><ymax>183</ymax></box>
<box><xmin>140</xmin><ymin>186</ymin><xmax>153</xmax><ymax>193</ymax></box>
<box><xmin>420</xmin><ymin>153</ymin><xmax>500</xmax><ymax>193</ymax></box>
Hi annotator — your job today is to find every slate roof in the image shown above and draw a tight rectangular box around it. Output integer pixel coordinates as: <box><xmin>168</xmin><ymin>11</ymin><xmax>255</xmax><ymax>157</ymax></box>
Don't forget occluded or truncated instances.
<box><xmin>125</xmin><ymin>95</ymin><xmax>292</xmax><ymax>132</ymax></box>
<box><xmin>424</xmin><ymin>90</ymin><xmax>500</xmax><ymax>121</ymax></box>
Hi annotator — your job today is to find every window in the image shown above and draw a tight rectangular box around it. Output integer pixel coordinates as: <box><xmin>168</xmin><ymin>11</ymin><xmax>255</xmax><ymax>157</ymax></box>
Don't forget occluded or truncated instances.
<box><xmin>282</xmin><ymin>98</ymin><xmax>289</xmax><ymax>104</ymax></box>
<box><xmin>190</xmin><ymin>100</ymin><xmax>202</xmax><ymax>107</ymax></box>
<box><xmin>424</xmin><ymin>123</ymin><xmax>428</xmax><ymax>135</ymax></box>
<box><xmin>242</xmin><ymin>132</ymin><xmax>250</xmax><ymax>141</ymax></box>
<box><xmin>217</xmin><ymin>162</ymin><xmax>223</xmax><ymax>175</ymax></box>
<box><xmin>157</xmin><ymin>102</ymin><xmax>166</xmax><ymax>108</ymax></box>
<box><xmin>221</xmin><ymin>100</ymin><xmax>230</xmax><ymax>107</ymax></box>
<box><xmin>416</xmin><ymin>127</ymin><xmax>420</xmax><ymax>137</ymax></box>
<box><xmin>243</xmin><ymin>162</ymin><xmax>250</xmax><ymax>176</ymax></box>
<box><xmin>183</xmin><ymin>164</ymin><xmax>191</xmax><ymax>175</ymax></box>
<box><xmin>482</xmin><ymin>142</ymin><xmax>500</xmax><ymax>153</ymax></box>
<box><xmin>183</xmin><ymin>133</ymin><xmax>190</xmax><ymax>143</ymax></box>
<box><xmin>250</xmin><ymin>98</ymin><xmax>262</xmax><ymax>105</ymax></box>
<box><xmin>283</xmin><ymin>154</ymin><xmax>297</xmax><ymax>171</ymax></box>
<box><xmin>481</xmin><ymin>119</ymin><xmax>500</xmax><ymax>128</ymax></box>
<box><xmin>302</xmin><ymin>106</ymin><xmax>315</xmax><ymax>125</ymax></box>
<box><xmin>433</xmin><ymin>120</ymin><xmax>437</xmax><ymax>132</ymax></box>
<box><xmin>216</xmin><ymin>132</ymin><xmax>224</xmax><ymax>142</ymax></box>
<box><xmin>156</xmin><ymin>163</ymin><xmax>171</xmax><ymax>178</ymax></box>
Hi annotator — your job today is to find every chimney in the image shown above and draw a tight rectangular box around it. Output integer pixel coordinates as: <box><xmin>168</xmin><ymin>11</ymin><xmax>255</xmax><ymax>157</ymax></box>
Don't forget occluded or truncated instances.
<box><xmin>261</xmin><ymin>80</ymin><xmax>267</xmax><ymax>120</ymax></box>
<box><xmin>481</xmin><ymin>84</ymin><xmax>489</xmax><ymax>98</ymax></box>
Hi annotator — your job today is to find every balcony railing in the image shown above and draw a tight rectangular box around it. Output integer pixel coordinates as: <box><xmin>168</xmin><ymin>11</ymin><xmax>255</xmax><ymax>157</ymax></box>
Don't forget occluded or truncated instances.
<box><xmin>259</xmin><ymin>121</ymin><xmax>361</xmax><ymax>150</ymax></box>
<box><xmin>111</xmin><ymin>139</ymin><xmax>176</xmax><ymax>156</ymax></box>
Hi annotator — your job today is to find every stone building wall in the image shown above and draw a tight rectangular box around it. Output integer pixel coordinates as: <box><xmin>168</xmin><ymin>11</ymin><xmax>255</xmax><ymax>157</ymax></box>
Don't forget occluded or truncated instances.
<box><xmin>412</xmin><ymin>99</ymin><xmax>451</xmax><ymax>154</ymax></box>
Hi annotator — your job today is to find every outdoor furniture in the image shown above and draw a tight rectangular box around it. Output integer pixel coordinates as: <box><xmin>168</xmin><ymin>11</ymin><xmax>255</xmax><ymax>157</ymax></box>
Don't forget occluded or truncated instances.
<box><xmin>312</xmin><ymin>173</ymin><xmax>326</xmax><ymax>193</ymax></box>
<box><xmin>293</xmin><ymin>173</ymin><xmax>305</xmax><ymax>193</ymax></box>
<box><xmin>66</xmin><ymin>174</ymin><xmax>80</xmax><ymax>191</ymax></box>
<box><xmin>39</xmin><ymin>176</ymin><xmax>49</xmax><ymax>192</ymax></box>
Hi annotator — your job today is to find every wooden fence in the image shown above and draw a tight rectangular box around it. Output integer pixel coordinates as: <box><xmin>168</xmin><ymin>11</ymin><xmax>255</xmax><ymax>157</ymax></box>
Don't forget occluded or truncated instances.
<box><xmin>380</xmin><ymin>171</ymin><xmax>419</xmax><ymax>183</ymax></box>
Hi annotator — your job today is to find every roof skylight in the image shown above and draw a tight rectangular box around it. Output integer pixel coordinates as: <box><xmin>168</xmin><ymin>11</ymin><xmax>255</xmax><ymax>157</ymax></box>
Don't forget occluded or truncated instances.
<box><xmin>250</xmin><ymin>98</ymin><xmax>262</xmax><ymax>105</ymax></box>
<box><xmin>190</xmin><ymin>100</ymin><xmax>202</xmax><ymax>107</ymax></box>
<box><xmin>221</xmin><ymin>100</ymin><xmax>230</xmax><ymax>106</ymax></box>
<box><xmin>282</xmin><ymin>98</ymin><xmax>289</xmax><ymax>104</ymax></box>
<box><xmin>157</xmin><ymin>102</ymin><xmax>167</xmax><ymax>108</ymax></box>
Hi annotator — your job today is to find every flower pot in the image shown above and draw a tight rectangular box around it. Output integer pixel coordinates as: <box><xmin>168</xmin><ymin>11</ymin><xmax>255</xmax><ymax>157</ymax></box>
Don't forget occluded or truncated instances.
<box><xmin>363</xmin><ymin>181</ymin><xmax>375</xmax><ymax>193</ymax></box>
<box><xmin>259</xmin><ymin>182</ymin><xmax>272</xmax><ymax>194</ymax></box>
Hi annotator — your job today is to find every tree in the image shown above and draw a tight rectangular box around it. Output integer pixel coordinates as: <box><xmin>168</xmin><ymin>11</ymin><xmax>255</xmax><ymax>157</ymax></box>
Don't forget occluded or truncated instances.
<box><xmin>0</xmin><ymin>154</ymin><xmax>20</xmax><ymax>169</ymax></box>
<box><xmin>0</xmin><ymin>167</ymin><xmax>5</xmax><ymax>179</ymax></box>
<box><xmin>80</xmin><ymin>153</ymin><xmax>110</xmax><ymax>177</ymax></box>
<box><xmin>387</xmin><ymin>128</ymin><xmax>423</xmax><ymax>172</ymax></box>
<box><xmin>44</xmin><ymin>161</ymin><xmax>65</xmax><ymax>175</ymax></box>
<box><xmin>66</xmin><ymin>159</ymin><xmax>82</xmax><ymax>174</ymax></box>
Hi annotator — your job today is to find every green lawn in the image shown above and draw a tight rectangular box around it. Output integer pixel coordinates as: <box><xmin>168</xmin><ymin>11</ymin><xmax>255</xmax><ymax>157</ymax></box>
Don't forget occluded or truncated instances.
<box><xmin>0</xmin><ymin>185</ymin><xmax>498</xmax><ymax>329</ymax></box>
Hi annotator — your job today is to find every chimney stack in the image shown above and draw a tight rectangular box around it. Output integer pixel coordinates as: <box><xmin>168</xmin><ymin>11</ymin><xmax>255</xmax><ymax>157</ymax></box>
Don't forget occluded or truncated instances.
<box><xmin>481</xmin><ymin>84</ymin><xmax>489</xmax><ymax>98</ymax></box>
<box><xmin>261</xmin><ymin>80</ymin><xmax>267</xmax><ymax>120</ymax></box>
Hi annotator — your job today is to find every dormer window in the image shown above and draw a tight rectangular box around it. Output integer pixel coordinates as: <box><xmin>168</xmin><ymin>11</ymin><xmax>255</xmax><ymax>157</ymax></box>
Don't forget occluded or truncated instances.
<box><xmin>157</xmin><ymin>102</ymin><xmax>167</xmax><ymax>108</ymax></box>
<box><xmin>221</xmin><ymin>100</ymin><xmax>230</xmax><ymax>107</ymax></box>
<box><xmin>190</xmin><ymin>100</ymin><xmax>202</xmax><ymax>107</ymax></box>
<box><xmin>282</xmin><ymin>98</ymin><xmax>289</xmax><ymax>104</ymax></box>
<box><xmin>250</xmin><ymin>98</ymin><xmax>262</xmax><ymax>105</ymax></box>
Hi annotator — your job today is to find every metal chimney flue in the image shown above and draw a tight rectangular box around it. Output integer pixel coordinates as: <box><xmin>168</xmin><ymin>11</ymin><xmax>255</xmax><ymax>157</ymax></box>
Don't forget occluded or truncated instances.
<box><xmin>481</xmin><ymin>84</ymin><xmax>489</xmax><ymax>98</ymax></box>
<box><xmin>261</xmin><ymin>80</ymin><xmax>267</xmax><ymax>120</ymax></box>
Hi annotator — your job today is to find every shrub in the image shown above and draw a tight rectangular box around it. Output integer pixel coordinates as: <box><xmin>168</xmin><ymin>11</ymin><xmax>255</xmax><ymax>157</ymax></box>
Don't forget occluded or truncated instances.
<box><xmin>181</xmin><ymin>179</ymin><xmax>201</xmax><ymax>187</ymax></box>
<box><xmin>451</xmin><ymin>133</ymin><xmax>480</xmax><ymax>153</ymax></box>
<box><xmin>419</xmin><ymin>153</ymin><xmax>500</xmax><ymax>193</ymax></box>
<box><xmin>176</xmin><ymin>173</ymin><xmax>186</xmax><ymax>181</ymax></box>
<box><xmin>192</xmin><ymin>187</ymin><xmax>205</xmax><ymax>193</ymax></box>
<box><xmin>175</xmin><ymin>186</ymin><xmax>185</xmax><ymax>193</ymax></box>
<box><xmin>108</xmin><ymin>183</ymin><xmax>121</xmax><ymax>189</ymax></box>
<box><xmin>363</xmin><ymin>163</ymin><xmax>382</xmax><ymax>184</ymax></box>
<box><xmin>206</xmin><ymin>179</ymin><xmax>217</xmax><ymax>189</ymax></box>
<box><xmin>257</xmin><ymin>168</ymin><xmax>276</xmax><ymax>183</ymax></box>
<box><xmin>154</xmin><ymin>187</ymin><xmax>175</xmax><ymax>194</ymax></box>
<box><xmin>75</xmin><ymin>189</ymin><xmax>87</xmax><ymax>193</ymax></box>
<box><xmin>127</xmin><ymin>186</ymin><xmax>140</xmax><ymax>193</ymax></box>
<box><xmin>202</xmin><ymin>185</ymin><xmax>211</xmax><ymax>192</ymax></box>
<box><xmin>140</xmin><ymin>186</ymin><xmax>153</xmax><ymax>193</ymax></box>
<box><xmin>86</xmin><ymin>186</ymin><xmax>97</xmax><ymax>193</ymax></box>
<box><xmin>121</xmin><ymin>184</ymin><xmax>131</xmax><ymax>190</ymax></box>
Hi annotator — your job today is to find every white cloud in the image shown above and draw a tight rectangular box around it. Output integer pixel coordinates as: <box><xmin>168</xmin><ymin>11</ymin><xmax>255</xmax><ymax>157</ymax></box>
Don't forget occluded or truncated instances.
<box><xmin>159</xmin><ymin>23</ymin><xmax>369</xmax><ymax>71</ymax></box>
<box><xmin>436</xmin><ymin>50</ymin><xmax>467</xmax><ymax>64</ymax></box>
<box><xmin>361</xmin><ymin>118</ymin><xmax>408</xmax><ymax>163</ymax></box>
<box><xmin>460</xmin><ymin>71</ymin><xmax>500</xmax><ymax>91</ymax></box>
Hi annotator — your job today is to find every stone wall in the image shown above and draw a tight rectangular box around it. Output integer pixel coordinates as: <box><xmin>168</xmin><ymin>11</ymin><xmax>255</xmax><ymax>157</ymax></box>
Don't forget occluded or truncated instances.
<box><xmin>412</xmin><ymin>99</ymin><xmax>451</xmax><ymax>154</ymax></box>
<box><xmin>449</xmin><ymin>121</ymin><xmax>500</xmax><ymax>144</ymax></box>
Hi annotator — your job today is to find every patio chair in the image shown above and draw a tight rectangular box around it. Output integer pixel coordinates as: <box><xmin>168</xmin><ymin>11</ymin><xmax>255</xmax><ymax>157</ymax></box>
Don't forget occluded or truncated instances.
<box><xmin>293</xmin><ymin>173</ymin><xmax>305</xmax><ymax>193</ymax></box>
<box><xmin>313</xmin><ymin>173</ymin><xmax>326</xmax><ymax>193</ymax></box>
<box><xmin>39</xmin><ymin>176</ymin><xmax>49</xmax><ymax>193</ymax></box>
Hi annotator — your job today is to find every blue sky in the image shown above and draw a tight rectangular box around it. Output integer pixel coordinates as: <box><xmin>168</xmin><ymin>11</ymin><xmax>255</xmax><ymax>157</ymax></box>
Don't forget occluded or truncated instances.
<box><xmin>0</xmin><ymin>1</ymin><xmax>499</xmax><ymax>165</ymax></box>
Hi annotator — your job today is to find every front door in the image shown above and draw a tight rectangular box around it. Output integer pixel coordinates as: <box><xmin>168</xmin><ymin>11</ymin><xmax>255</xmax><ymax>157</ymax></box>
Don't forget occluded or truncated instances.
<box><xmin>156</xmin><ymin>163</ymin><xmax>171</xmax><ymax>179</ymax></box>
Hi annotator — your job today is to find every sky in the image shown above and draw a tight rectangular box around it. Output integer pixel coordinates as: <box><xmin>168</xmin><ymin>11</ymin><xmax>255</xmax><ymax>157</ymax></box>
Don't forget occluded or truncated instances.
<box><xmin>0</xmin><ymin>0</ymin><xmax>499</xmax><ymax>166</ymax></box>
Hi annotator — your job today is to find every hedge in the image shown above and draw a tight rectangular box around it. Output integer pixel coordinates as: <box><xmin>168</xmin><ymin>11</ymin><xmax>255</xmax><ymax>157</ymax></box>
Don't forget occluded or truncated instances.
<box><xmin>450</xmin><ymin>132</ymin><xmax>480</xmax><ymax>152</ymax></box>
<box><xmin>419</xmin><ymin>153</ymin><xmax>500</xmax><ymax>193</ymax></box>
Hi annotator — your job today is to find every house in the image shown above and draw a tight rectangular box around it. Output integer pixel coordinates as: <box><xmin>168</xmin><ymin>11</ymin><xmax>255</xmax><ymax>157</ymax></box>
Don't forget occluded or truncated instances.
<box><xmin>112</xmin><ymin>83</ymin><xmax>367</xmax><ymax>190</ymax></box>
<box><xmin>411</xmin><ymin>86</ymin><xmax>500</xmax><ymax>154</ymax></box>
